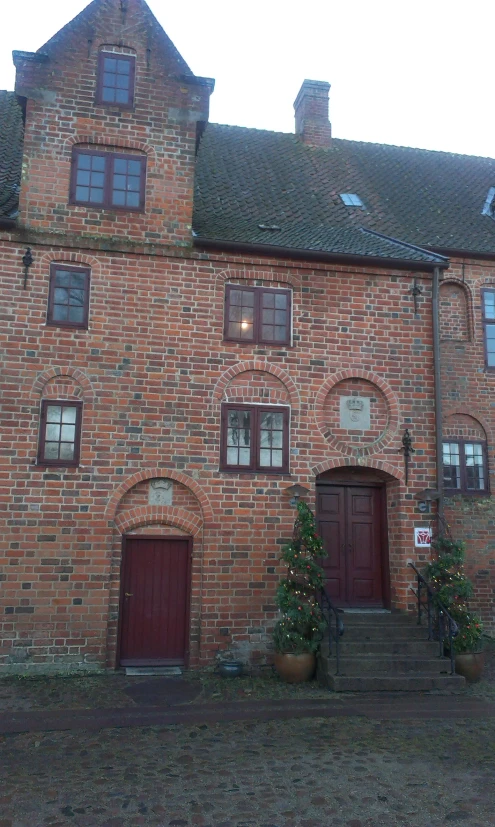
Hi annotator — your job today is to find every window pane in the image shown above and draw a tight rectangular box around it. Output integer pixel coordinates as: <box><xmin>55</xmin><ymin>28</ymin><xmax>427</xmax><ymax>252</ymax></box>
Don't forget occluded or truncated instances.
<box><xmin>275</xmin><ymin>309</ymin><xmax>287</xmax><ymax>325</ymax></box>
<box><xmin>46</xmin><ymin>406</ymin><xmax>62</xmax><ymax>422</ymax></box>
<box><xmin>114</xmin><ymin>159</ymin><xmax>127</xmax><ymax>174</ymax></box>
<box><xmin>55</xmin><ymin>271</ymin><xmax>71</xmax><ymax>287</ymax></box>
<box><xmin>92</xmin><ymin>156</ymin><xmax>105</xmax><ymax>172</ymax></box>
<box><xmin>77</xmin><ymin>155</ymin><xmax>91</xmax><ymax>170</ymax></box>
<box><xmin>60</xmin><ymin>424</ymin><xmax>76</xmax><ymax>442</ymax></box>
<box><xmin>259</xmin><ymin>449</ymin><xmax>272</xmax><ymax>466</ymax></box>
<box><xmin>54</xmin><ymin>287</ymin><xmax>69</xmax><ymax>305</ymax></box>
<box><xmin>484</xmin><ymin>293</ymin><xmax>495</xmax><ymax>320</ymax></box>
<box><xmin>126</xmin><ymin>191</ymin><xmax>139</xmax><ymax>207</ymax></box>
<box><xmin>69</xmin><ymin>289</ymin><xmax>85</xmax><ymax>306</ymax></box>
<box><xmin>117</xmin><ymin>59</ymin><xmax>131</xmax><ymax>74</ymax></box>
<box><xmin>113</xmin><ymin>174</ymin><xmax>127</xmax><ymax>189</ymax></box>
<box><xmin>442</xmin><ymin>442</ymin><xmax>460</xmax><ymax>489</ymax></box>
<box><xmin>262</xmin><ymin>293</ymin><xmax>275</xmax><ymax>308</ymax></box>
<box><xmin>275</xmin><ymin>293</ymin><xmax>287</xmax><ymax>309</ymax></box>
<box><xmin>104</xmin><ymin>58</ymin><xmax>117</xmax><ymax>72</ymax></box>
<box><xmin>91</xmin><ymin>171</ymin><xmax>105</xmax><ymax>188</ymax></box>
<box><xmin>103</xmin><ymin>72</ymin><xmax>117</xmax><ymax>86</ymax></box>
<box><xmin>76</xmin><ymin>186</ymin><xmax>90</xmax><ymax>201</ymax></box>
<box><xmin>44</xmin><ymin>442</ymin><xmax>59</xmax><ymax>459</ymax></box>
<box><xmin>62</xmin><ymin>407</ymin><xmax>77</xmax><ymax>424</ymax></box>
<box><xmin>71</xmin><ymin>273</ymin><xmax>86</xmax><ymax>289</ymax></box>
<box><xmin>89</xmin><ymin>187</ymin><xmax>104</xmax><ymax>203</ymax></box>
<box><xmin>274</xmin><ymin>325</ymin><xmax>287</xmax><ymax>341</ymax></box>
<box><xmin>128</xmin><ymin>161</ymin><xmax>141</xmax><ymax>175</ymax></box>
<box><xmin>46</xmin><ymin>423</ymin><xmax>60</xmax><ymax>441</ymax></box>
<box><xmin>102</xmin><ymin>87</ymin><xmax>116</xmax><ymax>101</ymax></box>
<box><xmin>68</xmin><ymin>306</ymin><xmax>84</xmax><ymax>323</ymax></box>
<box><xmin>239</xmin><ymin>447</ymin><xmax>251</xmax><ymax>465</ymax></box>
<box><xmin>112</xmin><ymin>190</ymin><xmax>126</xmax><ymax>206</ymax></box>
<box><xmin>271</xmin><ymin>449</ymin><xmax>283</xmax><ymax>467</ymax></box>
<box><xmin>77</xmin><ymin>170</ymin><xmax>90</xmax><ymax>186</ymax></box>
<box><xmin>53</xmin><ymin>305</ymin><xmax>68</xmax><ymax>321</ymax></box>
<box><xmin>60</xmin><ymin>442</ymin><xmax>75</xmax><ymax>460</ymax></box>
<box><xmin>227</xmin><ymin>447</ymin><xmax>239</xmax><ymax>465</ymax></box>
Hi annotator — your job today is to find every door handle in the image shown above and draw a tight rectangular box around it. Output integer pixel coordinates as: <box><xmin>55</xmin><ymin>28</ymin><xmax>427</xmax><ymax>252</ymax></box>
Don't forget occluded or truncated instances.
<box><xmin>125</xmin><ymin>592</ymin><xmax>133</xmax><ymax>597</ymax></box>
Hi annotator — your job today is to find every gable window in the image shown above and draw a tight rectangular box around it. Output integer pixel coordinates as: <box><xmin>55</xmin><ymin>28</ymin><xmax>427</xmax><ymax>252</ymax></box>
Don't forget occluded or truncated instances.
<box><xmin>96</xmin><ymin>53</ymin><xmax>135</xmax><ymax>108</ymax></box>
<box><xmin>224</xmin><ymin>285</ymin><xmax>291</xmax><ymax>345</ymax></box>
<box><xmin>38</xmin><ymin>401</ymin><xmax>83</xmax><ymax>467</ymax></box>
<box><xmin>70</xmin><ymin>149</ymin><xmax>146</xmax><ymax>211</ymax></box>
<box><xmin>220</xmin><ymin>404</ymin><xmax>289</xmax><ymax>473</ymax></box>
<box><xmin>482</xmin><ymin>289</ymin><xmax>495</xmax><ymax>367</ymax></box>
<box><xmin>47</xmin><ymin>264</ymin><xmax>90</xmax><ymax>328</ymax></box>
<box><xmin>443</xmin><ymin>441</ymin><xmax>488</xmax><ymax>494</ymax></box>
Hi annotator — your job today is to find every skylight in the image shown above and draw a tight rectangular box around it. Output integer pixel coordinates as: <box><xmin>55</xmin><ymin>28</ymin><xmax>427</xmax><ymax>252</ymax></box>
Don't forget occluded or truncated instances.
<box><xmin>482</xmin><ymin>187</ymin><xmax>495</xmax><ymax>218</ymax></box>
<box><xmin>340</xmin><ymin>193</ymin><xmax>364</xmax><ymax>208</ymax></box>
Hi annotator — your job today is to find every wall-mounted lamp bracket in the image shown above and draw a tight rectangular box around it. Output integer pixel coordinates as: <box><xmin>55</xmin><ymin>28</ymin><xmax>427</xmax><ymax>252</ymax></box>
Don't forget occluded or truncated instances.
<box><xmin>284</xmin><ymin>483</ymin><xmax>310</xmax><ymax>508</ymax></box>
<box><xmin>22</xmin><ymin>247</ymin><xmax>33</xmax><ymax>289</ymax></box>
<box><xmin>398</xmin><ymin>428</ymin><xmax>415</xmax><ymax>486</ymax></box>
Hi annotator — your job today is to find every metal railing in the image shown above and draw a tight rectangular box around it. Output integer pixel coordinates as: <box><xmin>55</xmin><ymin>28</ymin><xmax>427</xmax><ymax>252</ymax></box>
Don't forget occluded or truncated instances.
<box><xmin>318</xmin><ymin>587</ymin><xmax>344</xmax><ymax>675</ymax></box>
<box><xmin>408</xmin><ymin>562</ymin><xmax>459</xmax><ymax>675</ymax></box>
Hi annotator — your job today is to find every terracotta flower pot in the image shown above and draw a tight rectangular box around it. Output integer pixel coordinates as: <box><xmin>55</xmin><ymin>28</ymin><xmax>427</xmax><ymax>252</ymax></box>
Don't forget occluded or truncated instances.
<box><xmin>455</xmin><ymin>651</ymin><xmax>484</xmax><ymax>683</ymax></box>
<box><xmin>273</xmin><ymin>652</ymin><xmax>316</xmax><ymax>683</ymax></box>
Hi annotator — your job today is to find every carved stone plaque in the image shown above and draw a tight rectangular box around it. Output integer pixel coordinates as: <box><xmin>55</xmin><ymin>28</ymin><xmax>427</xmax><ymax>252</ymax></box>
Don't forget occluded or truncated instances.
<box><xmin>340</xmin><ymin>396</ymin><xmax>370</xmax><ymax>430</ymax></box>
<box><xmin>148</xmin><ymin>478</ymin><xmax>173</xmax><ymax>506</ymax></box>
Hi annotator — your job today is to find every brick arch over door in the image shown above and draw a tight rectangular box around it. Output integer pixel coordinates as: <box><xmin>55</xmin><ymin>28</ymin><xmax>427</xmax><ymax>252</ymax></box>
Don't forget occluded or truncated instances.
<box><xmin>114</xmin><ymin>506</ymin><xmax>202</xmax><ymax>536</ymax></box>
<box><xmin>312</xmin><ymin>455</ymin><xmax>404</xmax><ymax>483</ymax></box>
<box><xmin>213</xmin><ymin>361</ymin><xmax>300</xmax><ymax>415</ymax></box>
<box><xmin>106</xmin><ymin>468</ymin><xmax>214</xmax><ymax>525</ymax></box>
<box><xmin>33</xmin><ymin>366</ymin><xmax>95</xmax><ymax>403</ymax></box>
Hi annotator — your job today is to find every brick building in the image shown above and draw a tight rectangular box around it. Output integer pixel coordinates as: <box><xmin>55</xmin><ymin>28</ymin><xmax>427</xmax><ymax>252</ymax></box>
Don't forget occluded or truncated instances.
<box><xmin>1</xmin><ymin>0</ymin><xmax>494</xmax><ymax>674</ymax></box>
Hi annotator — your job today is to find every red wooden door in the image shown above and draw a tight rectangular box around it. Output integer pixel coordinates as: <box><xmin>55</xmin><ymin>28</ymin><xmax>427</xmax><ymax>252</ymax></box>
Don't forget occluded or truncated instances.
<box><xmin>119</xmin><ymin>536</ymin><xmax>191</xmax><ymax>666</ymax></box>
<box><xmin>317</xmin><ymin>484</ymin><xmax>384</xmax><ymax>607</ymax></box>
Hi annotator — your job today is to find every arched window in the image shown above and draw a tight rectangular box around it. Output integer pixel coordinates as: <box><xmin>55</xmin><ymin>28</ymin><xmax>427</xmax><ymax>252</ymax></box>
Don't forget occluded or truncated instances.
<box><xmin>443</xmin><ymin>414</ymin><xmax>489</xmax><ymax>494</ymax></box>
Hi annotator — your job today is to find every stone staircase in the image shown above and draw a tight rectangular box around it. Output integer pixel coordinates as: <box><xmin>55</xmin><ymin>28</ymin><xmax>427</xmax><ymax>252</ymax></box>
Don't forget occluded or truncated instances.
<box><xmin>318</xmin><ymin>610</ymin><xmax>466</xmax><ymax>691</ymax></box>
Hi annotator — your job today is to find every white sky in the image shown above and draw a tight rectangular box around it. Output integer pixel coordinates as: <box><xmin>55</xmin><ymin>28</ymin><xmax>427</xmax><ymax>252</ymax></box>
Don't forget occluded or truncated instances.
<box><xmin>1</xmin><ymin>0</ymin><xmax>494</xmax><ymax>158</ymax></box>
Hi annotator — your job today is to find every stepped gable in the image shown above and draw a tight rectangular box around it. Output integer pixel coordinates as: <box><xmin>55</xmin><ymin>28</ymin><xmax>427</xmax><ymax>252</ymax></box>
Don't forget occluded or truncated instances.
<box><xmin>0</xmin><ymin>92</ymin><xmax>23</xmax><ymax>219</ymax></box>
<box><xmin>194</xmin><ymin>123</ymin><xmax>495</xmax><ymax>256</ymax></box>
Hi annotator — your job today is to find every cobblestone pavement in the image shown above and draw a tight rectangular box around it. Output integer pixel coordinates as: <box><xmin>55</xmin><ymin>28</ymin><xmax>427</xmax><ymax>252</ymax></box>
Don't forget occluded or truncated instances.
<box><xmin>0</xmin><ymin>641</ymin><xmax>494</xmax><ymax>826</ymax></box>
<box><xmin>1</xmin><ymin>715</ymin><xmax>495</xmax><ymax>827</ymax></box>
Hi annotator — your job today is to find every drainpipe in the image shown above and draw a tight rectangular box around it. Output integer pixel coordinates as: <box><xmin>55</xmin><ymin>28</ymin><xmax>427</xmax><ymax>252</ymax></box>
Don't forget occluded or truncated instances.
<box><xmin>432</xmin><ymin>266</ymin><xmax>444</xmax><ymax>523</ymax></box>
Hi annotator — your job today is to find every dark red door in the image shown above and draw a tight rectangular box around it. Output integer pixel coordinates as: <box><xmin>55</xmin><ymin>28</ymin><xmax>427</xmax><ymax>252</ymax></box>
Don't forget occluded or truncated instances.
<box><xmin>316</xmin><ymin>485</ymin><xmax>384</xmax><ymax>607</ymax></box>
<box><xmin>119</xmin><ymin>536</ymin><xmax>191</xmax><ymax>666</ymax></box>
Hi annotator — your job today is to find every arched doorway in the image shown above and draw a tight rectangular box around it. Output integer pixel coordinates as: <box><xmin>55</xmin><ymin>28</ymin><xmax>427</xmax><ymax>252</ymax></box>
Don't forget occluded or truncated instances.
<box><xmin>316</xmin><ymin>467</ymin><xmax>392</xmax><ymax>608</ymax></box>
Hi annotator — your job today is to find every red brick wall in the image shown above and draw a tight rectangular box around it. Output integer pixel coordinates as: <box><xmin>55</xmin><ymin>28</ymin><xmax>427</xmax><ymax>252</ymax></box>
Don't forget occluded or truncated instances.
<box><xmin>440</xmin><ymin>264</ymin><xmax>495</xmax><ymax>632</ymax></box>
<box><xmin>0</xmin><ymin>230</ymin><xmax>439</xmax><ymax>670</ymax></box>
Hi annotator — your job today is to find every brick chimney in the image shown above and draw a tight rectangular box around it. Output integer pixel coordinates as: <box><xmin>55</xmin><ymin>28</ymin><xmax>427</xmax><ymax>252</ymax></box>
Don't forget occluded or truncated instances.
<box><xmin>294</xmin><ymin>80</ymin><xmax>332</xmax><ymax>147</ymax></box>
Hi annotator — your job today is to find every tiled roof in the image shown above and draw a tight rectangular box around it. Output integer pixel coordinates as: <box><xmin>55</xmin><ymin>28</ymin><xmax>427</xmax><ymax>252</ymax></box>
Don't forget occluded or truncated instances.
<box><xmin>194</xmin><ymin>124</ymin><xmax>495</xmax><ymax>257</ymax></box>
<box><xmin>0</xmin><ymin>92</ymin><xmax>23</xmax><ymax>219</ymax></box>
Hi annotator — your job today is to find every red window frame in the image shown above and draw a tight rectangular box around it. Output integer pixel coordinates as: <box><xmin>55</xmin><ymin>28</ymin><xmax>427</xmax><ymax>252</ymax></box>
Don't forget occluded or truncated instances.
<box><xmin>220</xmin><ymin>404</ymin><xmax>290</xmax><ymax>473</ymax></box>
<box><xmin>224</xmin><ymin>284</ymin><xmax>292</xmax><ymax>346</ymax></box>
<box><xmin>69</xmin><ymin>148</ymin><xmax>146</xmax><ymax>212</ymax></box>
<box><xmin>96</xmin><ymin>52</ymin><xmax>135</xmax><ymax>109</ymax></box>
<box><xmin>47</xmin><ymin>264</ymin><xmax>90</xmax><ymax>329</ymax></box>
<box><xmin>443</xmin><ymin>439</ymin><xmax>489</xmax><ymax>495</ymax></box>
<box><xmin>482</xmin><ymin>288</ymin><xmax>495</xmax><ymax>370</ymax></box>
<box><xmin>37</xmin><ymin>400</ymin><xmax>83</xmax><ymax>468</ymax></box>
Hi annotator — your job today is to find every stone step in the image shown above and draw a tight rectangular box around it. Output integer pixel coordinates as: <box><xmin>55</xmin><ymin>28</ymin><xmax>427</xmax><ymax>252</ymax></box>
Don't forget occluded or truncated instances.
<box><xmin>320</xmin><ymin>655</ymin><xmax>453</xmax><ymax>676</ymax></box>
<box><xmin>337</xmin><ymin>625</ymin><xmax>429</xmax><ymax>642</ymax></box>
<box><xmin>325</xmin><ymin>674</ymin><xmax>465</xmax><ymax>692</ymax></box>
<box><xmin>320</xmin><ymin>639</ymin><xmax>440</xmax><ymax>657</ymax></box>
<box><xmin>334</xmin><ymin>611</ymin><xmax>415</xmax><ymax>625</ymax></box>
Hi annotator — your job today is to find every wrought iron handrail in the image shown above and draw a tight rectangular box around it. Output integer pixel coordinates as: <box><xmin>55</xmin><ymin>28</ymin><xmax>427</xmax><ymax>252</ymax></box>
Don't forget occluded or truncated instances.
<box><xmin>408</xmin><ymin>562</ymin><xmax>459</xmax><ymax>675</ymax></box>
<box><xmin>318</xmin><ymin>587</ymin><xmax>344</xmax><ymax>675</ymax></box>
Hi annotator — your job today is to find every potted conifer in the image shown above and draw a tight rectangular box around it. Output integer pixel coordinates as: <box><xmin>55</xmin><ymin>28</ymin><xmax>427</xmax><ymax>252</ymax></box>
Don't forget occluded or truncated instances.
<box><xmin>272</xmin><ymin>501</ymin><xmax>327</xmax><ymax>682</ymax></box>
<box><xmin>425</xmin><ymin>534</ymin><xmax>484</xmax><ymax>682</ymax></box>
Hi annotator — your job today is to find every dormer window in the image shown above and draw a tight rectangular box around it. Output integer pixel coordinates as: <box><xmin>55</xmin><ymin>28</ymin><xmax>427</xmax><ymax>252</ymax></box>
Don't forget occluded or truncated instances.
<box><xmin>482</xmin><ymin>187</ymin><xmax>495</xmax><ymax>218</ymax></box>
<box><xmin>96</xmin><ymin>52</ymin><xmax>135</xmax><ymax>108</ymax></box>
<box><xmin>340</xmin><ymin>193</ymin><xmax>364</xmax><ymax>208</ymax></box>
<box><xmin>69</xmin><ymin>148</ymin><xmax>146</xmax><ymax>211</ymax></box>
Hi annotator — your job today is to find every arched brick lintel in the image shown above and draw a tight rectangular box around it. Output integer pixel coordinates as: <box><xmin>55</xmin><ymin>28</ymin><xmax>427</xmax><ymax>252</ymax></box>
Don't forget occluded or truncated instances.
<box><xmin>106</xmin><ymin>468</ymin><xmax>214</xmax><ymax>524</ymax></box>
<box><xmin>311</xmin><ymin>455</ymin><xmax>405</xmax><ymax>482</ymax></box>
<box><xmin>213</xmin><ymin>361</ymin><xmax>300</xmax><ymax>412</ymax></box>
<box><xmin>38</xmin><ymin>250</ymin><xmax>100</xmax><ymax>273</ymax></box>
<box><xmin>443</xmin><ymin>407</ymin><xmax>493</xmax><ymax>445</ymax></box>
<box><xmin>115</xmin><ymin>506</ymin><xmax>202</xmax><ymax>537</ymax></box>
<box><xmin>33</xmin><ymin>366</ymin><xmax>95</xmax><ymax>402</ymax></box>
<box><xmin>215</xmin><ymin>266</ymin><xmax>302</xmax><ymax>292</ymax></box>
<box><xmin>65</xmin><ymin>134</ymin><xmax>156</xmax><ymax>158</ymax></box>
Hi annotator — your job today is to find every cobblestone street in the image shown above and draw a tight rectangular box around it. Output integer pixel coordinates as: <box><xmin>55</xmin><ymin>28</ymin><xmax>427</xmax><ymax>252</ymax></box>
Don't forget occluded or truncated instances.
<box><xmin>1</xmin><ymin>670</ymin><xmax>495</xmax><ymax>827</ymax></box>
